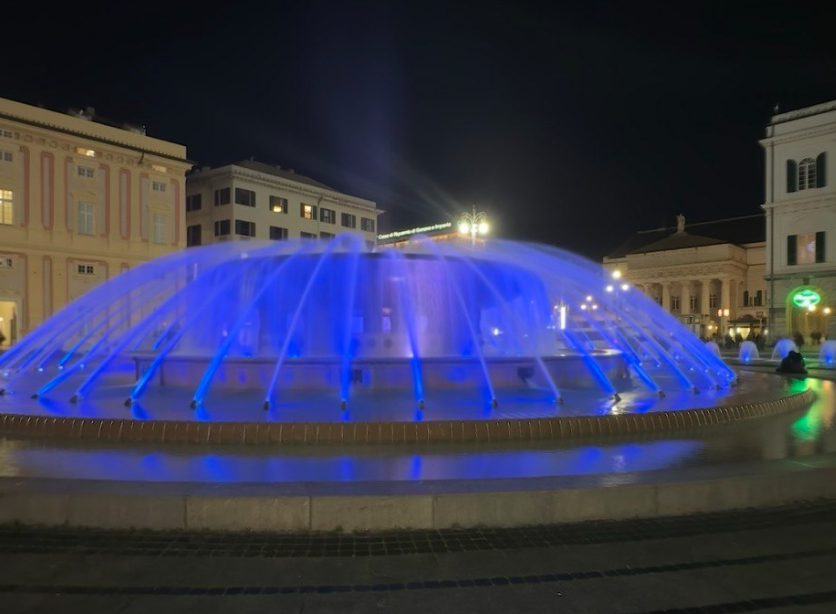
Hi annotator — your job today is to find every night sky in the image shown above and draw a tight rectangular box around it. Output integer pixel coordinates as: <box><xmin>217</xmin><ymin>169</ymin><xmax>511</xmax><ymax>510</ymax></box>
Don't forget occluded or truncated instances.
<box><xmin>5</xmin><ymin>1</ymin><xmax>836</xmax><ymax>259</ymax></box>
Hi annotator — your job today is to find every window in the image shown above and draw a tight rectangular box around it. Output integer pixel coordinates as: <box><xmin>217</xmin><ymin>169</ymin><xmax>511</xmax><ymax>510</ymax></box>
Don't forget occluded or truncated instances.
<box><xmin>301</xmin><ymin>203</ymin><xmax>317</xmax><ymax>219</ymax></box>
<box><xmin>0</xmin><ymin>258</ymin><xmax>12</xmax><ymax>268</ymax></box>
<box><xmin>0</xmin><ymin>151</ymin><xmax>12</xmax><ymax>162</ymax></box>
<box><xmin>1</xmin><ymin>129</ymin><xmax>13</xmax><ymax>139</ymax></box>
<box><xmin>214</xmin><ymin>219</ymin><xmax>230</xmax><ymax>236</ymax></box>
<box><xmin>152</xmin><ymin>181</ymin><xmax>167</xmax><ymax>192</ymax></box>
<box><xmin>214</xmin><ymin>188</ymin><xmax>230</xmax><ymax>206</ymax></box>
<box><xmin>152</xmin><ymin>164</ymin><xmax>167</xmax><ymax>173</ymax></box>
<box><xmin>300</xmin><ymin>231</ymin><xmax>317</xmax><ymax>240</ymax></box>
<box><xmin>235</xmin><ymin>188</ymin><xmax>256</xmax><ymax>207</ymax></box>
<box><xmin>709</xmin><ymin>294</ymin><xmax>718</xmax><ymax>309</ymax></box>
<box><xmin>152</xmin><ymin>213</ymin><xmax>166</xmax><ymax>244</ymax></box>
<box><xmin>75</xmin><ymin>147</ymin><xmax>96</xmax><ymax>157</ymax></box>
<box><xmin>361</xmin><ymin>217</ymin><xmax>375</xmax><ymax>232</ymax></box>
<box><xmin>78</xmin><ymin>202</ymin><xmax>95</xmax><ymax>235</ymax></box>
<box><xmin>341</xmin><ymin>212</ymin><xmax>356</xmax><ymax>228</ymax></box>
<box><xmin>77</xmin><ymin>264</ymin><xmax>95</xmax><ymax>275</ymax></box>
<box><xmin>186</xmin><ymin>194</ymin><xmax>202</xmax><ymax>212</ymax></box>
<box><xmin>689</xmin><ymin>295</ymin><xmax>698</xmax><ymax>311</ymax></box>
<box><xmin>234</xmin><ymin>220</ymin><xmax>256</xmax><ymax>237</ymax></box>
<box><xmin>798</xmin><ymin>158</ymin><xmax>816</xmax><ymax>191</ymax></box>
<box><xmin>187</xmin><ymin>224</ymin><xmax>202</xmax><ymax>247</ymax></box>
<box><xmin>77</xmin><ymin>166</ymin><xmax>95</xmax><ymax>178</ymax></box>
<box><xmin>317</xmin><ymin>208</ymin><xmax>334</xmax><ymax>224</ymax></box>
<box><xmin>320</xmin><ymin>231</ymin><xmax>335</xmax><ymax>240</ymax></box>
<box><xmin>269</xmin><ymin>226</ymin><xmax>288</xmax><ymax>240</ymax></box>
<box><xmin>670</xmin><ymin>296</ymin><xmax>680</xmax><ymax>310</ymax></box>
<box><xmin>755</xmin><ymin>290</ymin><xmax>763</xmax><ymax>306</ymax></box>
<box><xmin>0</xmin><ymin>189</ymin><xmax>12</xmax><ymax>225</ymax></box>
<box><xmin>270</xmin><ymin>196</ymin><xmax>288</xmax><ymax>213</ymax></box>
<box><xmin>788</xmin><ymin>232</ymin><xmax>825</xmax><ymax>265</ymax></box>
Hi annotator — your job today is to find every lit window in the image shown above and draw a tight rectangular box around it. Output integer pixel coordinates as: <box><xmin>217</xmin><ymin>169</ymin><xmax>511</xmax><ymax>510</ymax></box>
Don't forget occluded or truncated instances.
<box><xmin>269</xmin><ymin>226</ymin><xmax>288</xmax><ymax>240</ymax></box>
<box><xmin>270</xmin><ymin>196</ymin><xmax>287</xmax><ymax>213</ymax></box>
<box><xmin>0</xmin><ymin>190</ymin><xmax>12</xmax><ymax>225</ymax></box>
<box><xmin>78</xmin><ymin>202</ymin><xmax>95</xmax><ymax>235</ymax></box>
<box><xmin>796</xmin><ymin>232</ymin><xmax>817</xmax><ymax>264</ymax></box>
<box><xmin>152</xmin><ymin>181</ymin><xmax>167</xmax><ymax>192</ymax></box>
<box><xmin>301</xmin><ymin>203</ymin><xmax>315</xmax><ymax>219</ymax></box>
<box><xmin>152</xmin><ymin>213</ymin><xmax>166</xmax><ymax>244</ymax></box>
<box><xmin>798</xmin><ymin>158</ymin><xmax>816</xmax><ymax>191</ymax></box>
<box><xmin>152</xmin><ymin>164</ymin><xmax>167</xmax><ymax>173</ymax></box>
<box><xmin>0</xmin><ymin>151</ymin><xmax>12</xmax><ymax>162</ymax></box>
<box><xmin>234</xmin><ymin>219</ymin><xmax>256</xmax><ymax>237</ymax></box>
<box><xmin>75</xmin><ymin>147</ymin><xmax>96</xmax><ymax>157</ymax></box>
<box><xmin>77</xmin><ymin>166</ymin><xmax>95</xmax><ymax>178</ymax></box>
<box><xmin>186</xmin><ymin>194</ymin><xmax>202</xmax><ymax>212</ymax></box>
<box><xmin>77</xmin><ymin>264</ymin><xmax>95</xmax><ymax>275</ymax></box>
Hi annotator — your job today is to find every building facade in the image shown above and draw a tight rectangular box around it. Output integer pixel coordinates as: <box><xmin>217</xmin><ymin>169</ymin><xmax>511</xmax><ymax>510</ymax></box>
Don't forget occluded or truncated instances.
<box><xmin>761</xmin><ymin>100</ymin><xmax>836</xmax><ymax>342</ymax></box>
<box><xmin>603</xmin><ymin>214</ymin><xmax>767</xmax><ymax>340</ymax></box>
<box><xmin>185</xmin><ymin>160</ymin><xmax>379</xmax><ymax>248</ymax></box>
<box><xmin>0</xmin><ymin>97</ymin><xmax>190</xmax><ymax>347</ymax></box>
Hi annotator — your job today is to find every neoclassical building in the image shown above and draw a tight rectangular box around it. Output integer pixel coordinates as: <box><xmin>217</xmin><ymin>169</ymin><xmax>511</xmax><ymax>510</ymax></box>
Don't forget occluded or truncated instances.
<box><xmin>761</xmin><ymin>99</ymin><xmax>836</xmax><ymax>341</ymax></box>
<box><xmin>0</xmin><ymin>96</ymin><xmax>191</xmax><ymax>347</ymax></box>
<box><xmin>603</xmin><ymin>214</ymin><xmax>767</xmax><ymax>340</ymax></box>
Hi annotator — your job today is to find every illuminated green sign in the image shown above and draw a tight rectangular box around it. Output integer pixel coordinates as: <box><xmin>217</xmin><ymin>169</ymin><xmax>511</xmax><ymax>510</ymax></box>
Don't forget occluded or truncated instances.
<box><xmin>792</xmin><ymin>289</ymin><xmax>821</xmax><ymax>309</ymax></box>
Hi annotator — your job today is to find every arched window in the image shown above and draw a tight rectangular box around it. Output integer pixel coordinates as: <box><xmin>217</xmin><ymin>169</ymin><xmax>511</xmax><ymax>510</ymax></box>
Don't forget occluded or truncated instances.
<box><xmin>798</xmin><ymin>158</ymin><xmax>816</xmax><ymax>191</ymax></box>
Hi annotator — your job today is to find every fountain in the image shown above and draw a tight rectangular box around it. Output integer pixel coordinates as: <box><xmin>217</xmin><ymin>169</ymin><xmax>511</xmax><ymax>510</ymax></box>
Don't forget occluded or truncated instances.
<box><xmin>819</xmin><ymin>340</ymin><xmax>836</xmax><ymax>367</ymax></box>
<box><xmin>739</xmin><ymin>340</ymin><xmax>759</xmax><ymax>363</ymax></box>
<box><xmin>772</xmin><ymin>338</ymin><xmax>798</xmax><ymax>360</ymax></box>
<box><xmin>0</xmin><ymin>234</ymin><xmax>737</xmax><ymax>425</ymax></box>
<box><xmin>705</xmin><ymin>341</ymin><xmax>721</xmax><ymax>358</ymax></box>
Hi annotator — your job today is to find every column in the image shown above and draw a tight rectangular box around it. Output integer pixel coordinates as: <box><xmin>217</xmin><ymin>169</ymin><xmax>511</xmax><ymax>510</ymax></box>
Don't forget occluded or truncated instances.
<box><xmin>700</xmin><ymin>280</ymin><xmax>711</xmax><ymax>316</ymax></box>
<box><xmin>720</xmin><ymin>278</ymin><xmax>730</xmax><ymax>336</ymax></box>
<box><xmin>662</xmin><ymin>282</ymin><xmax>671</xmax><ymax>313</ymax></box>
<box><xmin>680</xmin><ymin>282</ymin><xmax>691</xmax><ymax>315</ymax></box>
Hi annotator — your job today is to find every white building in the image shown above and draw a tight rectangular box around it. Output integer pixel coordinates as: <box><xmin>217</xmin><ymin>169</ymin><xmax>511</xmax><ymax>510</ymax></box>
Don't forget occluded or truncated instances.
<box><xmin>761</xmin><ymin>99</ymin><xmax>836</xmax><ymax>342</ymax></box>
<box><xmin>185</xmin><ymin>160</ymin><xmax>380</xmax><ymax>248</ymax></box>
<box><xmin>603</xmin><ymin>214</ymin><xmax>767</xmax><ymax>340</ymax></box>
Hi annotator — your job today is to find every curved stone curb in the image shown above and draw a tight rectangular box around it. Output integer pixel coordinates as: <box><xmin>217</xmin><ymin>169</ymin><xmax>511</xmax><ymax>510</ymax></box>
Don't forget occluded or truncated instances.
<box><xmin>0</xmin><ymin>459</ymin><xmax>834</xmax><ymax>531</ymax></box>
<box><xmin>0</xmin><ymin>388</ymin><xmax>815</xmax><ymax>446</ymax></box>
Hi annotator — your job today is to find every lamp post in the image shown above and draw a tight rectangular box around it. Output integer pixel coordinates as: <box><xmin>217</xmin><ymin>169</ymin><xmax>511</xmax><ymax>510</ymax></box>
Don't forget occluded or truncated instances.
<box><xmin>458</xmin><ymin>205</ymin><xmax>489</xmax><ymax>247</ymax></box>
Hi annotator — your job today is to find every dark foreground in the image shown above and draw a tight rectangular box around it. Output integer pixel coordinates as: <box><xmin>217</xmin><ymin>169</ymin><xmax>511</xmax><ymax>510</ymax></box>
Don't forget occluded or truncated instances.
<box><xmin>0</xmin><ymin>501</ymin><xmax>835</xmax><ymax>613</ymax></box>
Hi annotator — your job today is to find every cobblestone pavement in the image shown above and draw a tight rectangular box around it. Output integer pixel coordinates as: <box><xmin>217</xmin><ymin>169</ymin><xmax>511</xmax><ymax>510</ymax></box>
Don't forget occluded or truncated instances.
<box><xmin>0</xmin><ymin>501</ymin><xmax>835</xmax><ymax>613</ymax></box>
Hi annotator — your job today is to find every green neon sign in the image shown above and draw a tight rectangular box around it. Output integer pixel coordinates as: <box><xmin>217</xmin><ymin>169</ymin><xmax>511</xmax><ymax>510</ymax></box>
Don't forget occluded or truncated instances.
<box><xmin>792</xmin><ymin>289</ymin><xmax>821</xmax><ymax>309</ymax></box>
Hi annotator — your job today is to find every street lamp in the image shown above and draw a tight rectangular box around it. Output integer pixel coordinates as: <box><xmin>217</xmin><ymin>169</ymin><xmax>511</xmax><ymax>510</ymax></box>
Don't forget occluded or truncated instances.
<box><xmin>458</xmin><ymin>205</ymin><xmax>489</xmax><ymax>247</ymax></box>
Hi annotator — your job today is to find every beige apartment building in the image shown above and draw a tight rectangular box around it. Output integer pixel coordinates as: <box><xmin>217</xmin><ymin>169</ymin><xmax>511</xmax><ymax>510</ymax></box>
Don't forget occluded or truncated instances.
<box><xmin>185</xmin><ymin>160</ymin><xmax>379</xmax><ymax>248</ymax></box>
<box><xmin>0</xmin><ymin>96</ymin><xmax>191</xmax><ymax>347</ymax></box>
<box><xmin>604</xmin><ymin>214</ymin><xmax>767</xmax><ymax>340</ymax></box>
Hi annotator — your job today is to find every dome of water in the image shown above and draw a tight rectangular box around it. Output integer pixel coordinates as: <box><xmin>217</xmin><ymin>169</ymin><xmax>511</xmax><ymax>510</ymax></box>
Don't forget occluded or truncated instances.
<box><xmin>0</xmin><ymin>235</ymin><xmax>735</xmax><ymax>417</ymax></box>
<box><xmin>772</xmin><ymin>339</ymin><xmax>798</xmax><ymax>360</ymax></box>
<box><xmin>819</xmin><ymin>340</ymin><xmax>836</xmax><ymax>367</ymax></box>
<box><xmin>705</xmin><ymin>341</ymin><xmax>721</xmax><ymax>358</ymax></box>
<box><xmin>738</xmin><ymin>340</ymin><xmax>759</xmax><ymax>363</ymax></box>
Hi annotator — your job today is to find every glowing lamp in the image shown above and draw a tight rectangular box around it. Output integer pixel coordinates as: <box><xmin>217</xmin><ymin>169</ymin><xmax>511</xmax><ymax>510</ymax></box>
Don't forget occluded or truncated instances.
<box><xmin>477</xmin><ymin>221</ymin><xmax>489</xmax><ymax>235</ymax></box>
<box><xmin>606</xmin><ymin>285</ymin><xmax>614</xmax><ymax>293</ymax></box>
<box><xmin>621</xmin><ymin>283</ymin><xmax>629</xmax><ymax>291</ymax></box>
<box><xmin>612</xmin><ymin>270</ymin><xmax>622</xmax><ymax>280</ymax></box>
<box><xmin>792</xmin><ymin>289</ymin><xmax>821</xmax><ymax>309</ymax></box>
<box><xmin>458</xmin><ymin>221</ymin><xmax>471</xmax><ymax>235</ymax></box>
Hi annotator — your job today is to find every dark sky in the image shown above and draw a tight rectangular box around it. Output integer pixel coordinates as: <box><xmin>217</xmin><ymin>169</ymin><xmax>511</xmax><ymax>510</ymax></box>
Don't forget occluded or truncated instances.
<box><xmin>5</xmin><ymin>1</ymin><xmax>836</xmax><ymax>259</ymax></box>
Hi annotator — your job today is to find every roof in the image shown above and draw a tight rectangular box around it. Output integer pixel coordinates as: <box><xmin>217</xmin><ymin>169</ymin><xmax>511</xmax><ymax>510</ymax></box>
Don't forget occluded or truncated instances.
<box><xmin>607</xmin><ymin>214</ymin><xmax>765</xmax><ymax>258</ymax></box>
<box><xmin>231</xmin><ymin>159</ymin><xmax>336</xmax><ymax>191</ymax></box>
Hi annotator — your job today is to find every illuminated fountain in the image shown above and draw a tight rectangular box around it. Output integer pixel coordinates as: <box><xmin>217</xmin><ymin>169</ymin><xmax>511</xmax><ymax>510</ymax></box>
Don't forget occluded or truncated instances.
<box><xmin>0</xmin><ymin>234</ymin><xmax>736</xmax><ymax>425</ymax></box>
<box><xmin>739</xmin><ymin>340</ymin><xmax>759</xmax><ymax>363</ymax></box>
<box><xmin>772</xmin><ymin>339</ymin><xmax>798</xmax><ymax>360</ymax></box>
<box><xmin>820</xmin><ymin>340</ymin><xmax>836</xmax><ymax>368</ymax></box>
